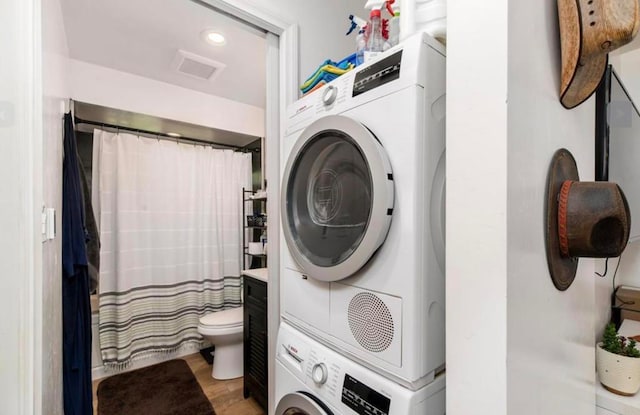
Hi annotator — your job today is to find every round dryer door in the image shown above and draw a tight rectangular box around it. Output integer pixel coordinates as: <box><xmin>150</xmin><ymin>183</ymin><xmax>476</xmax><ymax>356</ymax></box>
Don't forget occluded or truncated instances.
<box><xmin>275</xmin><ymin>392</ymin><xmax>334</xmax><ymax>415</ymax></box>
<box><xmin>281</xmin><ymin>115</ymin><xmax>394</xmax><ymax>282</ymax></box>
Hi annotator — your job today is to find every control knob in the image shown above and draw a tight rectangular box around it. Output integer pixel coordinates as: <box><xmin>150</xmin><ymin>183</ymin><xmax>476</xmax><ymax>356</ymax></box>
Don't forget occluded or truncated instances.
<box><xmin>312</xmin><ymin>363</ymin><xmax>328</xmax><ymax>385</ymax></box>
<box><xmin>322</xmin><ymin>85</ymin><xmax>338</xmax><ymax>106</ymax></box>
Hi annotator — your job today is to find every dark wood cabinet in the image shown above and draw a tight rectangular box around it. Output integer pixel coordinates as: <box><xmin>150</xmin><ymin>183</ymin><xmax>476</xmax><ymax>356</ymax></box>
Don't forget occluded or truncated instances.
<box><xmin>243</xmin><ymin>275</ymin><xmax>268</xmax><ymax>411</ymax></box>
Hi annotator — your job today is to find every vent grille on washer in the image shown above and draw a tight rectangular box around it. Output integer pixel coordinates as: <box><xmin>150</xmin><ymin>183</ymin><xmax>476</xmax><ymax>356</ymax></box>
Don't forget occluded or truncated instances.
<box><xmin>347</xmin><ymin>292</ymin><xmax>394</xmax><ymax>353</ymax></box>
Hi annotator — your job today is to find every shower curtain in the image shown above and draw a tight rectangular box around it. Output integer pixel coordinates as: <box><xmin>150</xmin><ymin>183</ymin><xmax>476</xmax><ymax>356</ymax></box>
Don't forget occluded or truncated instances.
<box><xmin>92</xmin><ymin>129</ymin><xmax>251</xmax><ymax>369</ymax></box>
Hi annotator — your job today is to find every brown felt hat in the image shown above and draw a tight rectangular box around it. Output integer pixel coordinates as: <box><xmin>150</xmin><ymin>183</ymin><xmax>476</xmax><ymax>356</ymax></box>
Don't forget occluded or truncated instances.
<box><xmin>545</xmin><ymin>149</ymin><xmax>631</xmax><ymax>290</ymax></box>
<box><xmin>558</xmin><ymin>0</ymin><xmax>640</xmax><ymax>108</ymax></box>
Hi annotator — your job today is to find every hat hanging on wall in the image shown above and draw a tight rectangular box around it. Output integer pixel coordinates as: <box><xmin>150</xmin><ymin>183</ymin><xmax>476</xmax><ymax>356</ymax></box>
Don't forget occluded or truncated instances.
<box><xmin>545</xmin><ymin>149</ymin><xmax>631</xmax><ymax>290</ymax></box>
<box><xmin>557</xmin><ymin>0</ymin><xmax>640</xmax><ymax>109</ymax></box>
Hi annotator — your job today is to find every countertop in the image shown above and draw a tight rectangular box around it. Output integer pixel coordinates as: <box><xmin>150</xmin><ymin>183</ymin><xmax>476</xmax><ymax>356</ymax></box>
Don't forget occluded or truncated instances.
<box><xmin>242</xmin><ymin>268</ymin><xmax>268</xmax><ymax>283</ymax></box>
<box><xmin>596</xmin><ymin>381</ymin><xmax>640</xmax><ymax>414</ymax></box>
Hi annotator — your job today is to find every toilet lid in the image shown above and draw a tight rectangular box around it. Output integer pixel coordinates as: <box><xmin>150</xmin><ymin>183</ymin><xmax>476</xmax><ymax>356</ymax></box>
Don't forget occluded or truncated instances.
<box><xmin>199</xmin><ymin>307</ymin><xmax>243</xmax><ymax>328</ymax></box>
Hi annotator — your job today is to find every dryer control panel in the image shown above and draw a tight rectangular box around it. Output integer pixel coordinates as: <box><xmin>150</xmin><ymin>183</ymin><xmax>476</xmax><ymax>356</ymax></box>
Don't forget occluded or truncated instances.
<box><xmin>352</xmin><ymin>51</ymin><xmax>403</xmax><ymax>98</ymax></box>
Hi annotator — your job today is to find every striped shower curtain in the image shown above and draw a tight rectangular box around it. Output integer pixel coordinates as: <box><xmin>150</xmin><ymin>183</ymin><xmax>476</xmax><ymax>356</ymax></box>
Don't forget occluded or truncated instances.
<box><xmin>92</xmin><ymin>129</ymin><xmax>251</xmax><ymax>369</ymax></box>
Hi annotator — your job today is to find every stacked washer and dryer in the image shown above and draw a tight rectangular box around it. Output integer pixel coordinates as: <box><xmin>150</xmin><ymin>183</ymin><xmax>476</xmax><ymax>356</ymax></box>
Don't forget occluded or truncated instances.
<box><xmin>276</xmin><ymin>32</ymin><xmax>446</xmax><ymax>415</ymax></box>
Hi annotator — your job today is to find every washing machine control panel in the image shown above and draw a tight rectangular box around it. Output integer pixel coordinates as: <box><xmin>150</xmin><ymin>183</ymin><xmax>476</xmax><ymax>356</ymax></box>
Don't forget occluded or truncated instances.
<box><xmin>306</xmin><ymin>349</ymin><xmax>341</xmax><ymax>396</ymax></box>
<box><xmin>311</xmin><ymin>363</ymin><xmax>328</xmax><ymax>384</ymax></box>
<box><xmin>341</xmin><ymin>374</ymin><xmax>391</xmax><ymax>415</ymax></box>
<box><xmin>314</xmin><ymin>74</ymin><xmax>352</xmax><ymax>114</ymax></box>
<box><xmin>305</xmin><ymin>348</ymin><xmax>391</xmax><ymax>415</ymax></box>
<box><xmin>277</xmin><ymin>322</ymin><xmax>446</xmax><ymax>414</ymax></box>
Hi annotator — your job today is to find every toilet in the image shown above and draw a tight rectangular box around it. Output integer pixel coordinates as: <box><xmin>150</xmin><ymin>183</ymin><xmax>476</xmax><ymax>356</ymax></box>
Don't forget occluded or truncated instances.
<box><xmin>197</xmin><ymin>307</ymin><xmax>244</xmax><ymax>380</ymax></box>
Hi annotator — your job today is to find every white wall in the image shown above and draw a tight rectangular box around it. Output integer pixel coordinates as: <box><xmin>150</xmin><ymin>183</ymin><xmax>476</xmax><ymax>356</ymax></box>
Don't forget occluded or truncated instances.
<box><xmin>41</xmin><ymin>0</ymin><xmax>69</xmax><ymax>413</ymax></box>
<box><xmin>609</xmin><ymin>245</ymin><xmax>640</xmax><ymax>290</ymax></box>
<box><xmin>238</xmin><ymin>0</ymin><xmax>366</xmax><ymax>92</ymax></box>
<box><xmin>69</xmin><ymin>59</ymin><xmax>265</xmax><ymax>138</ymax></box>
<box><xmin>610</xmin><ymin>50</ymin><xmax>640</xmax><ymax>104</ymax></box>
<box><xmin>446</xmin><ymin>0</ymin><xmax>508</xmax><ymax>411</ymax></box>
<box><xmin>506</xmin><ymin>0</ymin><xmax>596</xmax><ymax>413</ymax></box>
<box><xmin>276</xmin><ymin>0</ymin><xmax>366</xmax><ymax>89</ymax></box>
<box><xmin>448</xmin><ymin>0</ymin><xmax>597</xmax><ymax>413</ymax></box>
<box><xmin>0</xmin><ymin>0</ymin><xmax>41</xmax><ymax>413</ymax></box>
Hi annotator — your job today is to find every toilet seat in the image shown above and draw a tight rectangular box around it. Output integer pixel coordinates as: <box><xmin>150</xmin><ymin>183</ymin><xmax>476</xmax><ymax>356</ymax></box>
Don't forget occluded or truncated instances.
<box><xmin>198</xmin><ymin>307</ymin><xmax>243</xmax><ymax>335</ymax></box>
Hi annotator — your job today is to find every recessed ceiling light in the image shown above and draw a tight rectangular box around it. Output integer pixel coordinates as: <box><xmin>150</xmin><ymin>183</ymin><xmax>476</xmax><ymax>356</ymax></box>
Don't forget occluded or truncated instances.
<box><xmin>167</xmin><ymin>132</ymin><xmax>181</xmax><ymax>138</ymax></box>
<box><xmin>202</xmin><ymin>30</ymin><xmax>226</xmax><ymax>46</ymax></box>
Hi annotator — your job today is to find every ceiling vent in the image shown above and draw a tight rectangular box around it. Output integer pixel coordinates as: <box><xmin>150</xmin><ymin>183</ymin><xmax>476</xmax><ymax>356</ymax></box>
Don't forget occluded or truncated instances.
<box><xmin>172</xmin><ymin>50</ymin><xmax>226</xmax><ymax>82</ymax></box>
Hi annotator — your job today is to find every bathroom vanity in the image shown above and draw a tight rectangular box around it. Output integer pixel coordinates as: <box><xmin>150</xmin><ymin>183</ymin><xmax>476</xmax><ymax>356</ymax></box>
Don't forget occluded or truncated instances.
<box><xmin>242</xmin><ymin>268</ymin><xmax>268</xmax><ymax>411</ymax></box>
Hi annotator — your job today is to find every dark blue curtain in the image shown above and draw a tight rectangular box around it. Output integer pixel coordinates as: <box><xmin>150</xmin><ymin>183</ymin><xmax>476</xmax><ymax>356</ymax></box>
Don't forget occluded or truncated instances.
<box><xmin>62</xmin><ymin>112</ymin><xmax>93</xmax><ymax>415</ymax></box>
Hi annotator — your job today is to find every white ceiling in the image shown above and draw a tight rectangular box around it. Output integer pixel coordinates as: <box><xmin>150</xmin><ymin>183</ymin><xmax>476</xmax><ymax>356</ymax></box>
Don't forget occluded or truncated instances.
<box><xmin>59</xmin><ymin>0</ymin><xmax>266</xmax><ymax>108</ymax></box>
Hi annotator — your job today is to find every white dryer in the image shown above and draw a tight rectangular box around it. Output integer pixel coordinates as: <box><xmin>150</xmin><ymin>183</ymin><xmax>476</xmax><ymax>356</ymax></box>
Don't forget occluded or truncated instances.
<box><xmin>280</xmin><ymin>32</ymin><xmax>446</xmax><ymax>389</ymax></box>
<box><xmin>275</xmin><ymin>322</ymin><xmax>445</xmax><ymax>415</ymax></box>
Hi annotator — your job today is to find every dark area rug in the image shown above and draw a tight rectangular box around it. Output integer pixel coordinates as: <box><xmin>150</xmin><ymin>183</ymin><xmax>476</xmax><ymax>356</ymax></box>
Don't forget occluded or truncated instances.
<box><xmin>97</xmin><ymin>359</ymin><xmax>215</xmax><ymax>415</ymax></box>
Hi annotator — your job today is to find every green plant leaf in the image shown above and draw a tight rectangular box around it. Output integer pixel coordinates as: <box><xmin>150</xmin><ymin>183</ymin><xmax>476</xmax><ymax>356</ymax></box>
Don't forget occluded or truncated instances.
<box><xmin>601</xmin><ymin>323</ymin><xmax>640</xmax><ymax>357</ymax></box>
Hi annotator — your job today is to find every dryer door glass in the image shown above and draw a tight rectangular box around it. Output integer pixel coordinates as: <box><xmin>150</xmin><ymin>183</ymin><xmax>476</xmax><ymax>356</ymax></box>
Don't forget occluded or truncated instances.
<box><xmin>282</xmin><ymin>115</ymin><xmax>394</xmax><ymax>282</ymax></box>
<box><xmin>287</xmin><ymin>130</ymin><xmax>372</xmax><ymax>267</ymax></box>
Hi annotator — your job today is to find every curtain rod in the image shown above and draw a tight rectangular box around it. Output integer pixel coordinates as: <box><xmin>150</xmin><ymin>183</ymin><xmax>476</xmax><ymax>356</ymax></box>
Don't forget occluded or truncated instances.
<box><xmin>73</xmin><ymin>116</ymin><xmax>251</xmax><ymax>151</ymax></box>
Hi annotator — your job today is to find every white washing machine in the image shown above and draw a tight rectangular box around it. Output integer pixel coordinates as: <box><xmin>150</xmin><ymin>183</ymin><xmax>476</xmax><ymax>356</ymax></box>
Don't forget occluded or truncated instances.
<box><xmin>280</xmin><ymin>32</ymin><xmax>446</xmax><ymax>389</ymax></box>
<box><xmin>275</xmin><ymin>322</ymin><xmax>445</xmax><ymax>415</ymax></box>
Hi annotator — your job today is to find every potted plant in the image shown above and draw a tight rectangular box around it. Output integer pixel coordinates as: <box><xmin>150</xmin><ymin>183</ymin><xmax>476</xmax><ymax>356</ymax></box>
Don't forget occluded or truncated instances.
<box><xmin>597</xmin><ymin>323</ymin><xmax>640</xmax><ymax>396</ymax></box>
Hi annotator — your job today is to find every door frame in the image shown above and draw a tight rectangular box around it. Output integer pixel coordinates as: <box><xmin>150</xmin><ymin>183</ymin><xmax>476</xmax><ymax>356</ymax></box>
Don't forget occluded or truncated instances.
<box><xmin>1</xmin><ymin>0</ymin><xmax>42</xmax><ymax>413</ymax></box>
<box><xmin>9</xmin><ymin>0</ymin><xmax>295</xmax><ymax>413</ymax></box>
<box><xmin>193</xmin><ymin>2</ymin><xmax>298</xmax><ymax>413</ymax></box>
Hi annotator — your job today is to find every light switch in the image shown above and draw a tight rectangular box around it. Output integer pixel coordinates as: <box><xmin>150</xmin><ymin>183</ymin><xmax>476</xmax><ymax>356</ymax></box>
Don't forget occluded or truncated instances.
<box><xmin>46</xmin><ymin>208</ymin><xmax>56</xmax><ymax>240</ymax></box>
<box><xmin>42</xmin><ymin>207</ymin><xmax>56</xmax><ymax>241</ymax></box>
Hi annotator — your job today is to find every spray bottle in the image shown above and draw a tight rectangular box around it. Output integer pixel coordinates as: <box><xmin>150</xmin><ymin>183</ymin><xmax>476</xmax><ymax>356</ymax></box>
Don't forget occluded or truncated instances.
<box><xmin>363</xmin><ymin>0</ymin><xmax>392</xmax><ymax>62</ymax></box>
<box><xmin>364</xmin><ymin>0</ymin><xmax>386</xmax><ymax>11</ymax></box>
<box><xmin>346</xmin><ymin>14</ymin><xmax>367</xmax><ymax>36</ymax></box>
<box><xmin>364</xmin><ymin>8</ymin><xmax>385</xmax><ymax>62</ymax></box>
<box><xmin>385</xmin><ymin>0</ymin><xmax>400</xmax><ymax>48</ymax></box>
<box><xmin>346</xmin><ymin>14</ymin><xmax>368</xmax><ymax>66</ymax></box>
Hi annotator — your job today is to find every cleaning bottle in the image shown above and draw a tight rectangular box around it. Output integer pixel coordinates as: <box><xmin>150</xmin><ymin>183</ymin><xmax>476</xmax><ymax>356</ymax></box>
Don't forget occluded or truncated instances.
<box><xmin>364</xmin><ymin>9</ymin><xmax>385</xmax><ymax>62</ymax></box>
<box><xmin>346</xmin><ymin>14</ymin><xmax>368</xmax><ymax>66</ymax></box>
<box><xmin>356</xmin><ymin>28</ymin><xmax>367</xmax><ymax>66</ymax></box>
<box><xmin>386</xmin><ymin>0</ymin><xmax>400</xmax><ymax>47</ymax></box>
<box><xmin>382</xmin><ymin>18</ymin><xmax>390</xmax><ymax>50</ymax></box>
<box><xmin>260</xmin><ymin>231</ymin><xmax>267</xmax><ymax>255</ymax></box>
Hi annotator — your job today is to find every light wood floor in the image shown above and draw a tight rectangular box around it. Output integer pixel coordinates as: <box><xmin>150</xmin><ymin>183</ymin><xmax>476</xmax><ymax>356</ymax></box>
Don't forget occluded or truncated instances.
<box><xmin>92</xmin><ymin>353</ymin><xmax>265</xmax><ymax>415</ymax></box>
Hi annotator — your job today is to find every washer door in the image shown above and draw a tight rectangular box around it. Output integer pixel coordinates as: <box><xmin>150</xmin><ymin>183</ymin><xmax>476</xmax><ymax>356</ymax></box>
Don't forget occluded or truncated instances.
<box><xmin>275</xmin><ymin>392</ymin><xmax>334</xmax><ymax>415</ymax></box>
<box><xmin>282</xmin><ymin>115</ymin><xmax>394</xmax><ymax>282</ymax></box>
